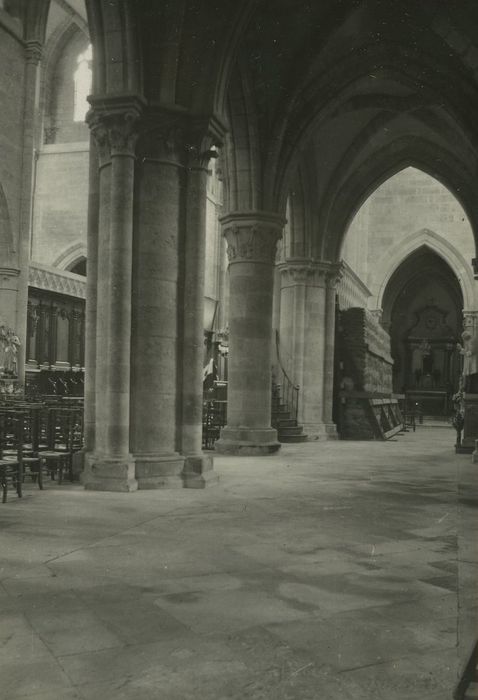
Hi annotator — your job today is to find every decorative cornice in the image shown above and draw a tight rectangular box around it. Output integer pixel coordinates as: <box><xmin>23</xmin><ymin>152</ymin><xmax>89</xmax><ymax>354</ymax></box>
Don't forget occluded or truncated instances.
<box><xmin>29</xmin><ymin>264</ymin><xmax>86</xmax><ymax>300</ymax></box>
<box><xmin>221</xmin><ymin>212</ymin><xmax>285</xmax><ymax>265</ymax></box>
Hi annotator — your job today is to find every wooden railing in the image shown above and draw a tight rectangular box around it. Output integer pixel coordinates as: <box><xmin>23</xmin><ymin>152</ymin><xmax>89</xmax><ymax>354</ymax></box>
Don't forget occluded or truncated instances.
<box><xmin>274</xmin><ymin>330</ymin><xmax>300</xmax><ymax>423</ymax></box>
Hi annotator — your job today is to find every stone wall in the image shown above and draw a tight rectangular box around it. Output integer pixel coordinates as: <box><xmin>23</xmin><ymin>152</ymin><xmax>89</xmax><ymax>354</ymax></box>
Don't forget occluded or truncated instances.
<box><xmin>31</xmin><ymin>143</ymin><xmax>89</xmax><ymax>266</ymax></box>
<box><xmin>339</xmin><ymin>307</ymin><xmax>393</xmax><ymax>393</ymax></box>
<box><xmin>337</xmin><ymin>261</ymin><xmax>371</xmax><ymax>310</ymax></box>
<box><xmin>0</xmin><ymin>14</ymin><xmax>25</xmax><ymax>264</ymax></box>
<box><xmin>342</xmin><ymin>166</ymin><xmax>475</xmax><ymax>303</ymax></box>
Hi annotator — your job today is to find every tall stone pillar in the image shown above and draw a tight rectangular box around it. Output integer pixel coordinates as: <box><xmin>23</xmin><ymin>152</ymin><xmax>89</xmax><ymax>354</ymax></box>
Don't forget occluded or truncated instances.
<box><xmin>130</xmin><ymin>115</ymin><xmax>221</xmax><ymax>488</ymax></box>
<box><xmin>215</xmin><ymin>212</ymin><xmax>284</xmax><ymax>455</ymax></box>
<box><xmin>82</xmin><ymin>136</ymin><xmax>99</xmax><ymax>453</ymax></box>
<box><xmin>278</xmin><ymin>260</ymin><xmax>325</xmax><ymax>438</ymax></box>
<box><xmin>15</xmin><ymin>41</ymin><xmax>43</xmax><ymax>384</ymax></box>
<box><xmin>321</xmin><ymin>265</ymin><xmax>341</xmax><ymax>438</ymax></box>
<box><xmin>180</xmin><ymin>129</ymin><xmax>222</xmax><ymax>487</ymax></box>
<box><xmin>83</xmin><ymin>97</ymin><xmax>143</xmax><ymax>492</ymax></box>
<box><xmin>277</xmin><ymin>259</ymin><xmax>340</xmax><ymax>439</ymax></box>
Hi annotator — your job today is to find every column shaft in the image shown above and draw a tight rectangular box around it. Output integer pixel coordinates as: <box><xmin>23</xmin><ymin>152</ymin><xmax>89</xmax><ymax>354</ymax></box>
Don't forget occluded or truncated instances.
<box><xmin>322</xmin><ymin>276</ymin><xmax>339</xmax><ymax>433</ymax></box>
<box><xmin>91</xmin><ymin>160</ymin><xmax>111</xmax><ymax>455</ymax></box>
<box><xmin>215</xmin><ymin>212</ymin><xmax>284</xmax><ymax>455</ymax></box>
<box><xmin>83</xmin><ymin>100</ymin><xmax>141</xmax><ymax>492</ymax></box>
<box><xmin>180</xmin><ymin>160</ymin><xmax>216</xmax><ymax>486</ymax></box>
<box><xmin>277</xmin><ymin>260</ymin><xmax>339</xmax><ymax>439</ymax></box>
<box><xmin>130</xmin><ymin>153</ymin><xmax>184</xmax><ymax>488</ymax></box>
<box><xmin>16</xmin><ymin>43</ymin><xmax>43</xmax><ymax>384</ymax></box>
<box><xmin>83</xmin><ymin>136</ymin><xmax>99</xmax><ymax>452</ymax></box>
<box><xmin>105</xmin><ymin>151</ymin><xmax>135</xmax><ymax>456</ymax></box>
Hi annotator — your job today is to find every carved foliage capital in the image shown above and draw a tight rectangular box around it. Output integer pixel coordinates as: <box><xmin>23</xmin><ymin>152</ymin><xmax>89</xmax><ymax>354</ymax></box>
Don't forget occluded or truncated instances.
<box><xmin>279</xmin><ymin>261</ymin><xmax>325</xmax><ymax>286</ymax></box>
<box><xmin>138</xmin><ymin>111</ymin><xmax>225</xmax><ymax>168</ymax></box>
<box><xmin>279</xmin><ymin>259</ymin><xmax>342</xmax><ymax>288</ymax></box>
<box><xmin>325</xmin><ymin>263</ymin><xmax>344</xmax><ymax>290</ymax></box>
<box><xmin>223</xmin><ymin>219</ymin><xmax>282</xmax><ymax>265</ymax></box>
<box><xmin>87</xmin><ymin>101</ymin><xmax>143</xmax><ymax>164</ymax></box>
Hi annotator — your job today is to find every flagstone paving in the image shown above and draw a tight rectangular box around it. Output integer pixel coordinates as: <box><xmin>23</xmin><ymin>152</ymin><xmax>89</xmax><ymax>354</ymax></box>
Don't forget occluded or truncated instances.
<box><xmin>0</xmin><ymin>427</ymin><xmax>476</xmax><ymax>699</ymax></box>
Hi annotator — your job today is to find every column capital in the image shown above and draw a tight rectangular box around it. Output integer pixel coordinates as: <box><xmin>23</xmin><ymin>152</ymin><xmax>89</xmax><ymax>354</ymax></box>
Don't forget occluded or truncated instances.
<box><xmin>86</xmin><ymin>95</ymin><xmax>145</xmax><ymax>164</ymax></box>
<box><xmin>137</xmin><ymin>106</ymin><xmax>226</xmax><ymax>168</ymax></box>
<box><xmin>221</xmin><ymin>212</ymin><xmax>285</xmax><ymax>265</ymax></box>
<box><xmin>25</xmin><ymin>40</ymin><xmax>43</xmax><ymax>65</ymax></box>
<box><xmin>325</xmin><ymin>262</ymin><xmax>344</xmax><ymax>289</ymax></box>
<box><xmin>278</xmin><ymin>258</ymin><xmax>342</xmax><ymax>287</ymax></box>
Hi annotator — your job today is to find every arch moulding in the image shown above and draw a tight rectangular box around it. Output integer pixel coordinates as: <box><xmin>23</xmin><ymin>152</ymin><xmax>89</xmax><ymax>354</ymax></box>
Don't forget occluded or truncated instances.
<box><xmin>371</xmin><ymin>228</ymin><xmax>477</xmax><ymax>313</ymax></box>
<box><xmin>52</xmin><ymin>242</ymin><xmax>87</xmax><ymax>271</ymax></box>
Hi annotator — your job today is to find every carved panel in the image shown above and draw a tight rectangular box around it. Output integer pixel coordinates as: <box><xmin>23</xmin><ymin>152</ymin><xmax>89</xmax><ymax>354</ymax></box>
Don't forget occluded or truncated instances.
<box><xmin>29</xmin><ymin>264</ymin><xmax>86</xmax><ymax>299</ymax></box>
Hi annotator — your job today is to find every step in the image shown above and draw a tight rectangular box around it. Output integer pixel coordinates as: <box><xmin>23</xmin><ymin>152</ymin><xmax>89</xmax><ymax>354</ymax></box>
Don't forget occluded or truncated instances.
<box><xmin>276</xmin><ymin>418</ymin><xmax>297</xmax><ymax>428</ymax></box>
<box><xmin>272</xmin><ymin>410</ymin><xmax>291</xmax><ymax>421</ymax></box>
<box><xmin>278</xmin><ymin>425</ymin><xmax>305</xmax><ymax>437</ymax></box>
<box><xmin>279</xmin><ymin>433</ymin><xmax>309</xmax><ymax>443</ymax></box>
<box><xmin>272</xmin><ymin>403</ymin><xmax>288</xmax><ymax>412</ymax></box>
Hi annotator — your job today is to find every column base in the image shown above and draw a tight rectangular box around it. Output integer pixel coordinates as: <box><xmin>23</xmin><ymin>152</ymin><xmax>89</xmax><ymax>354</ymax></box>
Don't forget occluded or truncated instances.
<box><xmin>301</xmin><ymin>423</ymin><xmax>339</xmax><ymax>442</ymax></box>
<box><xmin>82</xmin><ymin>453</ymin><xmax>138</xmax><ymax>492</ymax></box>
<box><xmin>215</xmin><ymin>427</ymin><xmax>281</xmax><ymax>456</ymax></box>
<box><xmin>301</xmin><ymin>422</ymin><xmax>338</xmax><ymax>440</ymax></box>
<box><xmin>71</xmin><ymin>449</ymin><xmax>86</xmax><ymax>479</ymax></box>
<box><xmin>182</xmin><ymin>454</ymin><xmax>219</xmax><ymax>489</ymax></box>
<box><xmin>134</xmin><ymin>453</ymin><xmax>185</xmax><ymax>489</ymax></box>
<box><xmin>472</xmin><ymin>441</ymin><xmax>478</xmax><ymax>462</ymax></box>
<box><xmin>317</xmin><ymin>422</ymin><xmax>339</xmax><ymax>440</ymax></box>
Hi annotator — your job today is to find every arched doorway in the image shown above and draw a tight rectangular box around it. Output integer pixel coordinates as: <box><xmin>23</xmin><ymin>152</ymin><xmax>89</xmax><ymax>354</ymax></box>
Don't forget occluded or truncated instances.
<box><xmin>383</xmin><ymin>247</ymin><xmax>463</xmax><ymax>418</ymax></box>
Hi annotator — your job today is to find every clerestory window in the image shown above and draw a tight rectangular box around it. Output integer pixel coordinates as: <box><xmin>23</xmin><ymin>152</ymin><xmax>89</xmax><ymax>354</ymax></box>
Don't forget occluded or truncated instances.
<box><xmin>73</xmin><ymin>44</ymin><xmax>92</xmax><ymax>122</ymax></box>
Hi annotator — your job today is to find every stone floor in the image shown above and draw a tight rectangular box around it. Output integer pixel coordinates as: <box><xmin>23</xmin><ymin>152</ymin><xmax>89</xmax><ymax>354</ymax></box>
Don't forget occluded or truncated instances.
<box><xmin>0</xmin><ymin>427</ymin><xmax>477</xmax><ymax>700</ymax></box>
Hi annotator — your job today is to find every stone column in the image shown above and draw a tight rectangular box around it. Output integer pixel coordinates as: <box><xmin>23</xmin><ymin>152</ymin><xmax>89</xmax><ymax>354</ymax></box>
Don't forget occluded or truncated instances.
<box><xmin>15</xmin><ymin>41</ymin><xmax>43</xmax><ymax>384</ymax></box>
<box><xmin>215</xmin><ymin>212</ymin><xmax>284</xmax><ymax>455</ymax></box>
<box><xmin>321</xmin><ymin>265</ymin><xmax>342</xmax><ymax>438</ymax></box>
<box><xmin>277</xmin><ymin>259</ymin><xmax>340</xmax><ymax>439</ymax></box>
<box><xmin>278</xmin><ymin>260</ymin><xmax>324</xmax><ymax>438</ymax></box>
<box><xmin>130</xmin><ymin>115</ymin><xmax>221</xmax><ymax>488</ymax></box>
<box><xmin>459</xmin><ymin>310</ymin><xmax>478</xmax><ymax>460</ymax></box>
<box><xmin>82</xmin><ymin>136</ymin><xmax>99</xmax><ymax>453</ymax></box>
<box><xmin>180</xmin><ymin>130</ymin><xmax>222</xmax><ymax>487</ymax></box>
<box><xmin>83</xmin><ymin>98</ymin><xmax>143</xmax><ymax>491</ymax></box>
<box><xmin>129</xmin><ymin>121</ymin><xmax>186</xmax><ymax>488</ymax></box>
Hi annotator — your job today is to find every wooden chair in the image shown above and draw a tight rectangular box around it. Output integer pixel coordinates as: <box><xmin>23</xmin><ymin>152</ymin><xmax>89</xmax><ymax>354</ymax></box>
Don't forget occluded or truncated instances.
<box><xmin>0</xmin><ymin>410</ymin><xmax>24</xmax><ymax>502</ymax></box>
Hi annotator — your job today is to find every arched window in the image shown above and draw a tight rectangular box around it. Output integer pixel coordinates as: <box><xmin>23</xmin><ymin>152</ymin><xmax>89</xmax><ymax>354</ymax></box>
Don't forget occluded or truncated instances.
<box><xmin>68</xmin><ymin>257</ymin><xmax>87</xmax><ymax>276</ymax></box>
<box><xmin>73</xmin><ymin>44</ymin><xmax>92</xmax><ymax>123</ymax></box>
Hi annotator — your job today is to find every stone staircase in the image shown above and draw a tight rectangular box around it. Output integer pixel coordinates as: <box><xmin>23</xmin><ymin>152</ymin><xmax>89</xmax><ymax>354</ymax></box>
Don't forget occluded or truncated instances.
<box><xmin>271</xmin><ymin>389</ymin><xmax>308</xmax><ymax>443</ymax></box>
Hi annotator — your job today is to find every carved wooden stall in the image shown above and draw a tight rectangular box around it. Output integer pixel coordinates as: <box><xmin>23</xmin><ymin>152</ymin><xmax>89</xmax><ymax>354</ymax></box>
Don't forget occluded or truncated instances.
<box><xmin>25</xmin><ymin>288</ymin><xmax>85</xmax><ymax>396</ymax></box>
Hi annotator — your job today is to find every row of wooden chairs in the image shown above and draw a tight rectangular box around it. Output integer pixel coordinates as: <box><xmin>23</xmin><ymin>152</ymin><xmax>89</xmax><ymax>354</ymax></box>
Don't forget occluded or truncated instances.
<box><xmin>0</xmin><ymin>400</ymin><xmax>84</xmax><ymax>503</ymax></box>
